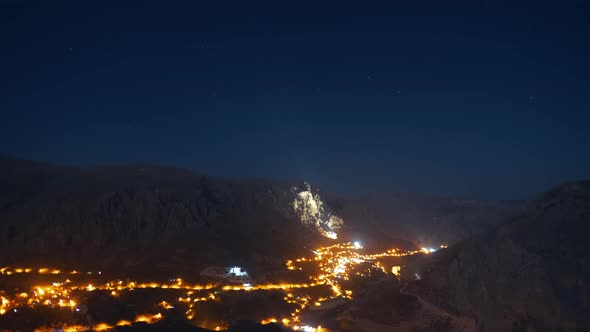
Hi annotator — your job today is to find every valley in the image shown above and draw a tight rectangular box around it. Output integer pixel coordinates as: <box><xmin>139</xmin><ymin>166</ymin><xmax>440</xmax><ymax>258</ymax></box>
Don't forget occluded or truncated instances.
<box><xmin>0</xmin><ymin>242</ymin><xmax>440</xmax><ymax>331</ymax></box>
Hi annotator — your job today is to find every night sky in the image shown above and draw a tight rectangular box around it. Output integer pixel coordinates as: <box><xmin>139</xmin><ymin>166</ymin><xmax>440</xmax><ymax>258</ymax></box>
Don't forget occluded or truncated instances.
<box><xmin>1</xmin><ymin>1</ymin><xmax>589</xmax><ymax>199</ymax></box>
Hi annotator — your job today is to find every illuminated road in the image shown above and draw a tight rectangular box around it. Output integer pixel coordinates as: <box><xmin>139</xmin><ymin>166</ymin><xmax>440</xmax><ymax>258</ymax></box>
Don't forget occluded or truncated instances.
<box><xmin>0</xmin><ymin>242</ymin><xmax>442</xmax><ymax>331</ymax></box>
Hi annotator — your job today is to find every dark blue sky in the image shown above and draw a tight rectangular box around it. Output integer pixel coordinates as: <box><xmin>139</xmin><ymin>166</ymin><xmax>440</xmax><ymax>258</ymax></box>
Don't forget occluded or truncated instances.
<box><xmin>1</xmin><ymin>0</ymin><xmax>589</xmax><ymax>199</ymax></box>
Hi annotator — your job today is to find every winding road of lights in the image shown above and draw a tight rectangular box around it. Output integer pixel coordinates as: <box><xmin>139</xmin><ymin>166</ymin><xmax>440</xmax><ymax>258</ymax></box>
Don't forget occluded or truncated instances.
<box><xmin>0</xmin><ymin>242</ymin><xmax>445</xmax><ymax>331</ymax></box>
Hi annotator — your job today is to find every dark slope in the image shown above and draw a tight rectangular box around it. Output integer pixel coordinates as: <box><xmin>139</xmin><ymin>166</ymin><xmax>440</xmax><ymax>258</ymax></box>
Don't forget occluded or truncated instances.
<box><xmin>408</xmin><ymin>181</ymin><xmax>590</xmax><ymax>332</ymax></box>
<box><xmin>0</xmin><ymin>159</ymin><xmax>321</xmax><ymax>274</ymax></box>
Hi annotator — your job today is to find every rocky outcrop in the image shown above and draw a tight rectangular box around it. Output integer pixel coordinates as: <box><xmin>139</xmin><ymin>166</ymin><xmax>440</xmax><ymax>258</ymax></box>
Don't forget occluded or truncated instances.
<box><xmin>290</xmin><ymin>182</ymin><xmax>344</xmax><ymax>239</ymax></box>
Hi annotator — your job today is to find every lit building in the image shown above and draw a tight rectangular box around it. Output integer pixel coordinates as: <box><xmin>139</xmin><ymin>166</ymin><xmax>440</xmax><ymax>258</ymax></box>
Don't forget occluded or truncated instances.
<box><xmin>200</xmin><ymin>266</ymin><xmax>252</xmax><ymax>284</ymax></box>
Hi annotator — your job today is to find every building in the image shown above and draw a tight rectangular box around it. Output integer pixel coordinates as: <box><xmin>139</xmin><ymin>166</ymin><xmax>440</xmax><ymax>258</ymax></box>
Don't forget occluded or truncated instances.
<box><xmin>200</xmin><ymin>266</ymin><xmax>252</xmax><ymax>284</ymax></box>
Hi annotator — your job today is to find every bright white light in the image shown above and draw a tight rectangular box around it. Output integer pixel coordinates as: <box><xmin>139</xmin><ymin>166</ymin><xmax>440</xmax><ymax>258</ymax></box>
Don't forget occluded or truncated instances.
<box><xmin>229</xmin><ymin>267</ymin><xmax>247</xmax><ymax>276</ymax></box>
<box><xmin>300</xmin><ymin>326</ymin><xmax>316</xmax><ymax>332</ymax></box>
<box><xmin>353</xmin><ymin>241</ymin><xmax>361</xmax><ymax>248</ymax></box>
<box><xmin>242</xmin><ymin>283</ymin><xmax>252</xmax><ymax>288</ymax></box>
<box><xmin>422</xmin><ymin>247</ymin><xmax>437</xmax><ymax>254</ymax></box>
<box><xmin>325</xmin><ymin>231</ymin><xmax>337</xmax><ymax>239</ymax></box>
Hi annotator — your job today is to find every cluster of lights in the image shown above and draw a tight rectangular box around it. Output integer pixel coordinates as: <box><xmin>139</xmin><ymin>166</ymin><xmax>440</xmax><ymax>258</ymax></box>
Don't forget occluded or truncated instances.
<box><xmin>1</xmin><ymin>241</ymin><xmax>446</xmax><ymax>331</ymax></box>
<box><xmin>1</xmin><ymin>267</ymin><xmax>63</xmax><ymax>275</ymax></box>
<box><xmin>32</xmin><ymin>313</ymin><xmax>163</xmax><ymax>332</ymax></box>
<box><xmin>0</xmin><ymin>274</ymin><xmax>217</xmax><ymax>330</ymax></box>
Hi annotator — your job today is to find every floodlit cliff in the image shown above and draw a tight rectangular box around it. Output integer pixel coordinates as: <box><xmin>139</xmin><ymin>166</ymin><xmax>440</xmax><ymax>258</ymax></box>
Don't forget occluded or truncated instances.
<box><xmin>291</xmin><ymin>182</ymin><xmax>344</xmax><ymax>239</ymax></box>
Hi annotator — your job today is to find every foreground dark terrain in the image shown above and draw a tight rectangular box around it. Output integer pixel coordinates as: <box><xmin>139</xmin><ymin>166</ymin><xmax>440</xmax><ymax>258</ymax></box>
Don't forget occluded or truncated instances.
<box><xmin>405</xmin><ymin>181</ymin><xmax>590</xmax><ymax>331</ymax></box>
<box><xmin>0</xmin><ymin>158</ymin><xmax>588</xmax><ymax>331</ymax></box>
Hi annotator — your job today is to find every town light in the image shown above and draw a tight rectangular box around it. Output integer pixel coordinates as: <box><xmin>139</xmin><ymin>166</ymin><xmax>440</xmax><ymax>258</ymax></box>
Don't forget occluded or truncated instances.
<box><xmin>1</xmin><ymin>240</ymin><xmax>436</xmax><ymax>330</ymax></box>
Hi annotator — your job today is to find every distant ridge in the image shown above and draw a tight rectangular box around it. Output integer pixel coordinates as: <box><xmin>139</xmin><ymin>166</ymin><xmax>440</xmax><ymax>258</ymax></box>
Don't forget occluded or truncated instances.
<box><xmin>409</xmin><ymin>180</ymin><xmax>590</xmax><ymax>332</ymax></box>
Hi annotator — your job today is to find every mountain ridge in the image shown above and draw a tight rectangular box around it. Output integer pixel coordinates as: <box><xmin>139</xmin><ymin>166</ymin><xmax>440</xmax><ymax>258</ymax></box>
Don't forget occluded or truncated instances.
<box><xmin>0</xmin><ymin>157</ymin><xmax>518</xmax><ymax>275</ymax></box>
<box><xmin>405</xmin><ymin>180</ymin><xmax>590</xmax><ymax>331</ymax></box>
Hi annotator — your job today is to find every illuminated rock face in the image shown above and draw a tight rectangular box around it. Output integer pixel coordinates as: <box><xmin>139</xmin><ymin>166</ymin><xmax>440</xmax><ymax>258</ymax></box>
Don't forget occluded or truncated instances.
<box><xmin>291</xmin><ymin>182</ymin><xmax>343</xmax><ymax>239</ymax></box>
<box><xmin>0</xmin><ymin>158</ymin><xmax>333</xmax><ymax>269</ymax></box>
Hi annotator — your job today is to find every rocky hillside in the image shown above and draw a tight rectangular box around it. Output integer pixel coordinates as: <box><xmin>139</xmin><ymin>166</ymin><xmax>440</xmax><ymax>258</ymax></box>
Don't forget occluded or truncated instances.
<box><xmin>0</xmin><ymin>157</ymin><xmax>516</xmax><ymax>275</ymax></box>
<box><xmin>407</xmin><ymin>181</ymin><xmax>590</xmax><ymax>331</ymax></box>
<box><xmin>0</xmin><ymin>158</ymin><xmax>336</xmax><ymax>274</ymax></box>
